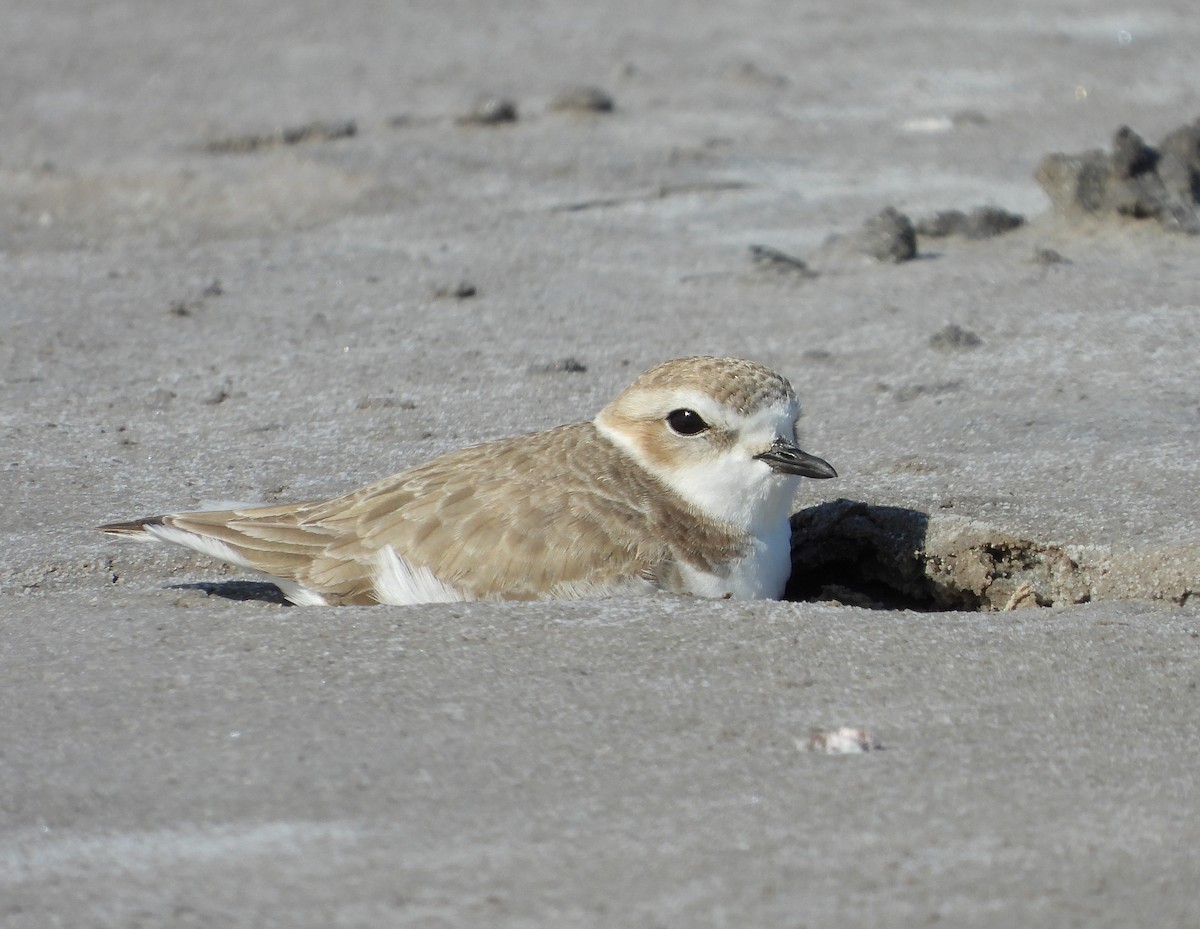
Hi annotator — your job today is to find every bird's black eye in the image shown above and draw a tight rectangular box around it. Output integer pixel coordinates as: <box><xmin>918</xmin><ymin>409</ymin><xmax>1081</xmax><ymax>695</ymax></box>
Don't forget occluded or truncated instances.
<box><xmin>666</xmin><ymin>409</ymin><xmax>709</xmax><ymax>436</ymax></box>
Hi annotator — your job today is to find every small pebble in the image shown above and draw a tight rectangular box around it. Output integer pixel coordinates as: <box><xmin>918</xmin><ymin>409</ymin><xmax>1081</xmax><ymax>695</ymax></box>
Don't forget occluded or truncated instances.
<box><xmin>929</xmin><ymin>323</ymin><xmax>983</xmax><ymax>352</ymax></box>
<box><xmin>434</xmin><ymin>281</ymin><xmax>477</xmax><ymax>299</ymax></box>
<box><xmin>456</xmin><ymin>96</ymin><xmax>518</xmax><ymax>125</ymax></box>
<box><xmin>804</xmin><ymin>727</ymin><xmax>881</xmax><ymax>754</ymax></box>
<box><xmin>548</xmin><ymin>86</ymin><xmax>614</xmax><ymax>113</ymax></box>
<box><xmin>529</xmin><ymin>358</ymin><xmax>587</xmax><ymax>374</ymax></box>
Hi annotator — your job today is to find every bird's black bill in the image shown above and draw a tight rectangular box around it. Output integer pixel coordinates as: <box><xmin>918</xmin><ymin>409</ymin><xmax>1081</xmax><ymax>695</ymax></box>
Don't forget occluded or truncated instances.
<box><xmin>755</xmin><ymin>440</ymin><xmax>837</xmax><ymax>479</ymax></box>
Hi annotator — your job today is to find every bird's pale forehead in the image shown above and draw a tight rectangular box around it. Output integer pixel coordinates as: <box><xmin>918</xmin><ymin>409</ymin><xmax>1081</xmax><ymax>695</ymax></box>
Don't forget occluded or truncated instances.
<box><xmin>625</xmin><ymin>356</ymin><xmax>795</xmax><ymax>414</ymax></box>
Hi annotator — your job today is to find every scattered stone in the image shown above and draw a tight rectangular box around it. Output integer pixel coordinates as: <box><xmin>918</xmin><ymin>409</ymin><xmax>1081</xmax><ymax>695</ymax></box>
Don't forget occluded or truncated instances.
<box><xmin>204</xmin><ymin>119</ymin><xmax>357</xmax><ymax>154</ymax></box>
<box><xmin>748</xmin><ymin>244</ymin><xmax>817</xmax><ymax>278</ymax></box>
<box><xmin>456</xmin><ymin>96</ymin><xmax>518</xmax><ymax>126</ymax></box>
<box><xmin>1034</xmin><ymin>119</ymin><xmax>1200</xmax><ymax>233</ymax></box>
<box><xmin>820</xmin><ymin>206</ymin><xmax>918</xmax><ymax>265</ymax></box>
<box><xmin>860</xmin><ymin>207</ymin><xmax>918</xmax><ymax>261</ymax></box>
<box><xmin>1156</xmin><ymin>117</ymin><xmax>1200</xmax><ymax>215</ymax></box>
<box><xmin>929</xmin><ymin>323</ymin><xmax>983</xmax><ymax>352</ymax></box>
<box><xmin>434</xmin><ymin>281</ymin><xmax>477</xmax><ymax>299</ymax></box>
<box><xmin>529</xmin><ymin>358</ymin><xmax>587</xmax><ymax>374</ymax></box>
<box><xmin>804</xmin><ymin>727</ymin><xmax>881</xmax><ymax>754</ymax></box>
<box><xmin>915</xmin><ymin>206</ymin><xmax>1024</xmax><ymax>239</ymax></box>
<box><xmin>548</xmin><ymin>86</ymin><xmax>614</xmax><ymax>113</ymax></box>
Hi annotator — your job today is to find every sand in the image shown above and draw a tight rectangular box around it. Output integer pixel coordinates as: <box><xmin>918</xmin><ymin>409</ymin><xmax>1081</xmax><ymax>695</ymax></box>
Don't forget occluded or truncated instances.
<box><xmin>2</xmin><ymin>1</ymin><xmax>1198</xmax><ymax>926</ymax></box>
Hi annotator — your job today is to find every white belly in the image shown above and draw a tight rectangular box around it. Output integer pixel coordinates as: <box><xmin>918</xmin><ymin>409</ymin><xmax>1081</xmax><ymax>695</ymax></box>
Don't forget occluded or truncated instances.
<box><xmin>676</xmin><ymin>520</ymin><xmax>792</xmax><ymax>600</ymax></box>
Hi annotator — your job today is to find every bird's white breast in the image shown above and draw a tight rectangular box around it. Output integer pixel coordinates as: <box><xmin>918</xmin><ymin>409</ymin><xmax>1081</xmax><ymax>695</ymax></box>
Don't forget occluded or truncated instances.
<box><xmin>675</xmin><ymin>516</ymin><xmax>794</xmax><ymax>599</ymax></box>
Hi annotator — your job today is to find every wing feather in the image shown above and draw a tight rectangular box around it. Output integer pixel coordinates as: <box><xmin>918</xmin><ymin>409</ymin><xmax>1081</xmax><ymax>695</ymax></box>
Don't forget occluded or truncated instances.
<box><xmin>102</xmin><ymin>422</ymin><xmax>747</xmax><ymax>604</ymax></box>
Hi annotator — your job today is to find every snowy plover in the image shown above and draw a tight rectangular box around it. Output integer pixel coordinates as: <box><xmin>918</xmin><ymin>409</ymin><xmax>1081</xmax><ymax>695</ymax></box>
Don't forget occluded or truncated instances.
<box><xmin>100</xmin><ymin>356</ymin><xmax>836</xmax><ymax>605</ymax></box>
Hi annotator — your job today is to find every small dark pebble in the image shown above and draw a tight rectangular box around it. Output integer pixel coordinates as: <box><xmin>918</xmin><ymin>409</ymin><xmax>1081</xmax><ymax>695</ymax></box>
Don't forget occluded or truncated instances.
<box><xmin>456</xmin><ymin>96</ymin><xmax>518</xmax><ymax>125</ymax></box>
<box><xmin>282</xmin><ymin>120</ymin><xmax>356</xmax><ymax>146</ymax></box>
<box><xmin>434</xmin><ymin>281</ymin><xmax>477</xmax><ymax>299</ymax></box>
<box><xmin>530</xmin><ymin>358</ymin><xmax>588</xmax><ymax>374</ymax></box>
<box><xmin>548</xmin><ymin>86</ymin><xmax>615</xmax><ymax>113</ymax></box>
<box><xmin>929</xmin><ymin>324</ymin><xmax>983</xmax><ymax>352</ymax></box>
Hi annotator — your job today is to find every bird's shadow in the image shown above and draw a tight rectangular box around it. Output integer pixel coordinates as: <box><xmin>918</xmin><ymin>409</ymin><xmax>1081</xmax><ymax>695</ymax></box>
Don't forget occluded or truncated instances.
<box><xmin>169</xmin><ymin>581</ymin><xmax>292</xmax><ymax>605</ymax></box>
<box><xmin>785</xmin><ymin>499</ymin><xmax>940</xmax><ymax>609</ymax></box>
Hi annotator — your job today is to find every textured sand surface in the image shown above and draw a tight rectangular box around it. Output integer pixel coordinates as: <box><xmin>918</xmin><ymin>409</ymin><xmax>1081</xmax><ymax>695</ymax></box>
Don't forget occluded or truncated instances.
<box><xmin>2</xmin><ymin>1</ymin><xmax>1198</xmax><ymax>926</ymax></box>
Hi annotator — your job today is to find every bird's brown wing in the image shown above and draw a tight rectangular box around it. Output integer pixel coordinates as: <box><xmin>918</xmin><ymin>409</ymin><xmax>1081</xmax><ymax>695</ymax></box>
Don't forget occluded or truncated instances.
<box><xmin>107</xmin><ymin>423</ymin><xmax>741</xmax><ymax>604</ymax></box>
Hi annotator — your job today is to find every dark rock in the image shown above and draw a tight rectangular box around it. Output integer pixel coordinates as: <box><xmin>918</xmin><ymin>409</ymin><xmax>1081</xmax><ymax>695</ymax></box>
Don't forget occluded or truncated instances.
<box><xmin>434</xmin><ymin>281</ymin><xmax>477</xmax><ymax>299</ymax></box>
<box><xmin>812</xmin><ymin>207</ymin><xmax>918</xmax><ymax>268</ymax></box>
<box><xmin>1034</xmin><ymin>118</ymin><xmax>1200</xmax><ymax>233</ymax></box>
<box><xmin>856</xmin><ymin>207</ymin><xmax>918</xmax><ymax>263</ymax></box>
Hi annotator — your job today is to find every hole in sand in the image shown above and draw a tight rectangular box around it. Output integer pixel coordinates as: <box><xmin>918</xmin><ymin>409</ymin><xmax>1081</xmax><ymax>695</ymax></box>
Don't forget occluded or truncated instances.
<box><xmin>785</xmin><ymin>499</ymin><xmax>1111</xmax><ymax>611</ymax></box>
<box><xmin>786</xmin><ymin>501</ymin><xmax>945</xmax><ymax>610</ymax></box>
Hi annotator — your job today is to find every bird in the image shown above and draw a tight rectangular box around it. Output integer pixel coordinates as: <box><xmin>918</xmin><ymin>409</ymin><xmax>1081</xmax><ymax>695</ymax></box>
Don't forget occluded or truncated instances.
<box><xmin>99</xmin><ymin>356</ymin><xmax>836</xmax><ymax>605</ymax></box>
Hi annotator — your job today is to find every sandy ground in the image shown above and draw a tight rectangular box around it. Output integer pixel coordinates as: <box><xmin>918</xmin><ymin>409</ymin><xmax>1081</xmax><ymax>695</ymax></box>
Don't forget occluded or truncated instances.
<box><xmin>2</xmin><ymin>0</ymin><xmax>1199</xmax><ymax>926</ymax></box>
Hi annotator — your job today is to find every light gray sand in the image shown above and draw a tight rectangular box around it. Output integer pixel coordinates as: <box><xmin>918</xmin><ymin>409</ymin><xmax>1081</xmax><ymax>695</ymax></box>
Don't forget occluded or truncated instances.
<box><xmin>2</xmin><ymin>1</ymin><xmax>1198</xmax><ymax>925</ymax></box>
